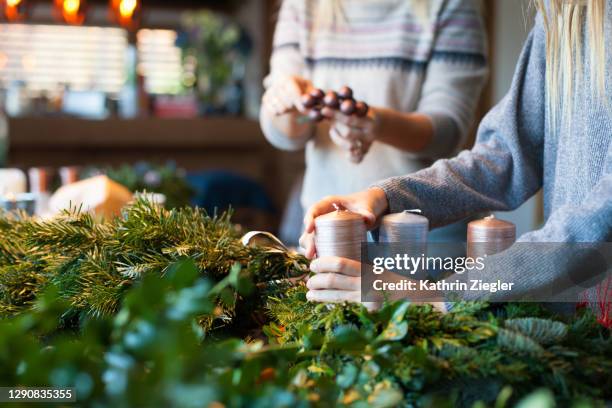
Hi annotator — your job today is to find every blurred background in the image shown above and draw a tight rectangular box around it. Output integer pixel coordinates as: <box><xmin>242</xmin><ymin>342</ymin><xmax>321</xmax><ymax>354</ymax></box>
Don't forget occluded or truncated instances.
<box><xmin>0</xmin><ymin>0</ymin><xmax>539</xmax><ymax>240</ymax></box>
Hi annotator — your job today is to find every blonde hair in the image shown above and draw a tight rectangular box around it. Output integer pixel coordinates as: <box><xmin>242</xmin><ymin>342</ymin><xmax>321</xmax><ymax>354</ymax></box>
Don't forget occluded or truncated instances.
<box><xmin>535</xmin><ymin>0</ymin><xmax>607</xmax><ymax>128</ymax></box>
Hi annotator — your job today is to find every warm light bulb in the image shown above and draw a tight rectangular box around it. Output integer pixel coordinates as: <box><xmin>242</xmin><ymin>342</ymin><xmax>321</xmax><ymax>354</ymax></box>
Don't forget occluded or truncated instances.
<box><xmin>63</xmin><ymin>0</ymin><xmax>80</xmax><ymax>14</ymax></box>
<box><xmin>119</xmin><ymin>0</ymin><xmax>137</xmax><ymax>18</ymax></box>
<box><xmin>6</xmin><ymin>0</ymin><xmax>22</xmax><ymax>7</ymax></box>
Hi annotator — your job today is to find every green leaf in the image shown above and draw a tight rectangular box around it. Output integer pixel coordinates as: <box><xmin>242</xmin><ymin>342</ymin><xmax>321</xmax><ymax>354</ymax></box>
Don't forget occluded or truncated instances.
<box><xmin>377</xmin><ymin>301</ymin><xmax>410</xmax><ymax>342</ymax></box>
<box><xmin>515</xmin><ymin>389</ymin><xmax>555</xmax><ymax>408</ymax></box>
<box><xmin>368</xmin><ymin>386</ymin><xmax>403</xmax><ymax>408</ymax></box>
<box><xmin>336</xmin><ymin>363</ymin><xmax>358</xmax><ymax>389</ymax></box>
<box><xmin>164</xmin><ymin>258</ymin><xmax>199</xmax><ymax>289</ymax></box>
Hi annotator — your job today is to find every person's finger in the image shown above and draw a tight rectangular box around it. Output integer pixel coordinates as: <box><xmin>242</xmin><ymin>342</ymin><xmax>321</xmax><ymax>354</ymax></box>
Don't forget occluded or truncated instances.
<box><xmin>310</xmin><ymin>256</ymin><xmax>361</xmax><ymax>276</ymax></box>
<box><xmin>268</xmin><ymin>93</ymin><xmax>288</xmax><ymax>115</ymax></box>
<box><xmin>329</xmin><ymin>127</ymin><xmax>354</xmax><ymax>150</ymax></box>
<box><xmin>307</xmin><ymin>272</ymin><xmax>360</xmax><ymax>291</ymax></box>
<box><xmin>284</xmin><ymin>79</ymin><xmax>306</xmax><ymax>111</ymax></box>
<box><xmin>303</xmin><ymin>196</ymin><xmax>342</xmax><ymax>233</ymax></box>
<box><xmin>361</xmin><ymin>140</ymin><xmax>373</xmax><ymax>155</ymax></box>
<box><xmin>334</xmin><ymin>122</ymin><xmax>353</xmax><ymax>139</ymax></box>
<box><xmin>306</xmin><ymin>289</ymin><xmax>361</xmax><ymax>303</ymax></box>
<box><xmin>276</xmin><ymin>86</ymin><xmax>299</xmax><ymax>114</ymax></box>
<box><xmin>349</xmin><ymin>151</ymin><xmax>364</xmax><ymax>164</ymax></box>
<box><xmin>334</xmin><ymin>122</ymin><xmax>366</xmax><ymax>140</ymax></box>
<box><xmin>303</xmin><ymin>194</ymin><xmax>379</xmax><ymax>232</ymax></box>
<box><xmin>298</xmin><ymin>231</ymin><xmax>317</xmax><ymax>259</ymax></box>
<box><xmin>279</xmin><ymin>81</ymin><xmax>299</xmax><ymax>110</ymax></box>
<box><xmin>262</xmin><ymin>91</ymin><xmax>276</xmax><ymax>113</ymax></box>
<box><xmin>330</xmin><ymin>110</ymin><xmax>366</xmax><ymax>126</ymax></box>
<box><xmin>320</xmin><ymin>106</ymin><xmax>336</xmax><ymax>120</ymax></box>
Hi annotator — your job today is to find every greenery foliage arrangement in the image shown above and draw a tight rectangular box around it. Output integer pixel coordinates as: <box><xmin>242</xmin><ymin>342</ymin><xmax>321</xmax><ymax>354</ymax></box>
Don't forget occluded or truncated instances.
<box><xmin>81</xmin><ymin>162</ymin><xmax>194</xmax><ymax>208</ymax></box>
<box><xmin>0</xmin><ymin>200</ymin><xmax>610</xmax><ymax>407</ymax></box>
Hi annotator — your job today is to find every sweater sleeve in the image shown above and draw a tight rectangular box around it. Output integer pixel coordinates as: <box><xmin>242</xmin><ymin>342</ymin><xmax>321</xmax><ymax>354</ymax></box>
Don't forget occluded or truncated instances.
<box><xmin>260</xmin><ymin>0</ymin><xmax>311</xmax><ymax>152</ymax></box>
<box><xmin>415</xmin><ymin>0</ymin><xmax>489</xmax><ymax>159</ymax></box>
<box><xmin>374</xmin><ymin>13</ymin><xmax>547</xmax><ymax>228</ymax></box>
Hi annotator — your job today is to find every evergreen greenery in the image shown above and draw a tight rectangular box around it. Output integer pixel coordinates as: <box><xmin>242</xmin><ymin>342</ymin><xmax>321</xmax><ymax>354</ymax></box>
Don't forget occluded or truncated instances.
<box><xmin>0</xmin><ymin>200</ymin><xmax>610</xmax><ymax>407</ymax></box>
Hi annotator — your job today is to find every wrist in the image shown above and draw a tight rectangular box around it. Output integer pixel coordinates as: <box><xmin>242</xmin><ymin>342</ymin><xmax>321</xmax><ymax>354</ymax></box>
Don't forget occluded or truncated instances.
<box><xmin>368</xmin><ymin>107</ymin><xmax>383</xmax><ymax>139</ymax></box>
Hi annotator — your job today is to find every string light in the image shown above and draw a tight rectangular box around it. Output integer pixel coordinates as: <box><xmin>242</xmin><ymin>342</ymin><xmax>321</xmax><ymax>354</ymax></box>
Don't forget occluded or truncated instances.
<box><xmin>119</xmin><ymin>0</ymin><xmax>136</xmax><ymax>18</ymax></box>
<box><xmin>110</xmin><ymin>0</ymin><xmax>139</xmax><ymax>29</ymax></box>
<box><xmin>54</xmin><ymin>0</ymin><xmax>86</xmax><ymax>25</ymax></box>
<box><xmin>3</xmin><ymin>0</ymin><xmax>27</xmax><ymax>22</ymax></box>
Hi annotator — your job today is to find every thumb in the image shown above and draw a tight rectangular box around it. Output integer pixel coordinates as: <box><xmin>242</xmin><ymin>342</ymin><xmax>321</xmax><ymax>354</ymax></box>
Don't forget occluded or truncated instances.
<box><xmin>353</xmin><ymin>209</ymin><xmax>377</xmax><ymax>228</ymax></box>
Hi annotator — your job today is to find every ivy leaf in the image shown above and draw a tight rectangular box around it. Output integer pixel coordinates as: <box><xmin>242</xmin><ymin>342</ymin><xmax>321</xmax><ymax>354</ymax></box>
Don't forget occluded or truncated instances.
<box><xmin>367</xmin><ymin>385</ymin><xmax>403</xmax><ymax>408</ymax></box>
<box><xmin>515</xmin><ymin>389</ymin><xmax>555</xmax><ymax>408</ymax></box>
<box><xmin>336</xmin><ymin>363</ymin><xmax>358</xmax><ymax>389</ymax></box>
<box><xmin>376</xmin><ymin>301</ymin><xmax>410</xmax><ymax>342</ymax></box>
<box><xmin>330</xmin><ymin>325</ymin><xmax>368</xmax><ymax>350</ymax></box>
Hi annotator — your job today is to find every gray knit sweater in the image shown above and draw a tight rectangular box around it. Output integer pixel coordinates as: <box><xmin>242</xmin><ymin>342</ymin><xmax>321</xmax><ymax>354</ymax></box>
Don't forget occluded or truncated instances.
<box><xmin>374</xmin><ymin>7</ymin><xmax>611</xmax><ymax>301</ymax></box>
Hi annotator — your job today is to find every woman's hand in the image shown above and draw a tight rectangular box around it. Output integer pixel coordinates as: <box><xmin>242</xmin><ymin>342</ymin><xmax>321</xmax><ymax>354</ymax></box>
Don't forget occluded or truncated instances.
<box><xmin>306</xmin><ymin>256</ymin><xmax>362</xmax><ymax>303</ymax></box>
<box><xmin>306</xmin><ymin>256</ymin><xmax>445</xmax><ymax>312</ymax></box>
<box><xmin>324</xmin><ymin>108</ymin><xmax>379</xmax><ymax>163</ymax></box>
<box><xmin>299</xmin><ymin>188</ymin><xmax>389</xmax><ymax>259</ymax></box>
<box><xmin>262</xmin><ymin>76</ymin><xmax>312</xmax><ymax>116</ymax></box>
<box><xmin>306</xmin><ymin>256</ymin><xmax>380</xmax><ymax>311</ymax></box>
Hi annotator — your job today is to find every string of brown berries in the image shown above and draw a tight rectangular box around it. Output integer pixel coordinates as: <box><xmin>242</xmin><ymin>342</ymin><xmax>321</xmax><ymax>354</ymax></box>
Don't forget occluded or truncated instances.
<box><xmin>301</xmin><ymin>86</ymin><xmax>369</xmax><ymax>122</ymax></box>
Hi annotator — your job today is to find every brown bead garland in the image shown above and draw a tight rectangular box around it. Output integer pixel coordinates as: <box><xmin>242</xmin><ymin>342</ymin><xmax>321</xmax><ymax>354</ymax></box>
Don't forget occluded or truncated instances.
<box><xmin>467</xmin><ymin>215</ymin><xmax>516</xmax><ymax>259</ymax></box>
<box><xmin>301</xmin><ymin>86</ymin><xmax>369</xmax><ymax>122</ymax></box>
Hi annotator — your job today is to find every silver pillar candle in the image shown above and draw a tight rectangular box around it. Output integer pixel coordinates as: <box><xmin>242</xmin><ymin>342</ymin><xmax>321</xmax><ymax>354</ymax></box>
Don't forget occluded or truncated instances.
<box><xmin>379</xmin><ymin>210</ymin><xmax>429</xmax><ymax>278</ymax></box>
<box><xmin>314</xmin><ymin>209</ymin><xmax>366</xmax><ymax>261</ymax></box>
<box><xmin>379</xmin><ymin>210</ymin><xmax>429</xmax><ymax>244</ymax></box>
<box><xmin>467</xmin><ymin>215</ymin><xmax>516</xmax><ymax>259</ymax></box>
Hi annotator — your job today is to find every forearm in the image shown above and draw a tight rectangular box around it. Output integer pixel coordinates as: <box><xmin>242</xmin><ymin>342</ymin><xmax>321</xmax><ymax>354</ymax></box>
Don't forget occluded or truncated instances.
<box><xmin>373</xmin><ymin>108</ymin><xmax>434</xmax><ymax>153</ymax></box>
<box><xmin>260</xmin><ymin>108</ymin><xmax>314</xmax><ymax>151</ymax></box>
<box><xmin>374</xmin><ymin>139</ymin><xmax>540</xmax><ymax>228</ymax></box>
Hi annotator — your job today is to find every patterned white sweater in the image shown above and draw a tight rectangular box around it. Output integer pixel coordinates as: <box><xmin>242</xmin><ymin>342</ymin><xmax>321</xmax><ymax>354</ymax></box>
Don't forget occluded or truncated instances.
<box><xmin>261</xmin><ymin>0</ymin><xmax>489</xmax><ymax>210</ymax></box>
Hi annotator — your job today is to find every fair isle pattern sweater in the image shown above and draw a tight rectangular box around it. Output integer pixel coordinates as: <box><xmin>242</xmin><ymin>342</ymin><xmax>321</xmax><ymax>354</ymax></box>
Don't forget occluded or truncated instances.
<box><xmin>261</xmin><ymin>0</ymin><xmax>488</xmax><ymax>210</ymax></box>
<box><xmin>374</xmin><ymin>6</ymin><xmax>612</xmax><ymax>301</ymax></box>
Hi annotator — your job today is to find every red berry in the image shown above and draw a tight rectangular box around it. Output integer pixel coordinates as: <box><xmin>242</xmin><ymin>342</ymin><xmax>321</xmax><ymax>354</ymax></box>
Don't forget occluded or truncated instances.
<box><xmin>301</xmin><ymin>94</ymin><xmax>317</xmax><ymax>109</ymax></box>
<box><xmin>338</xmin><ymin>86</ymin><xmax>353</xmax><ymax>100</ymax></box>
<box><xmin>323</xmin><ymin>91</ymin><xmax>340</xmax><ymax>109</ymax></box>
<box><xmin>355</xmin><ymin>101</ymin><xmax>369</xmax><ymax>117</ymax></box>
<box><xmin>340</xmin><ymin>99</ymin><xmax>356</xmax><ymax>115</ymax></box>
<box><xmin>309</xmin><ymin>88</ymin><xmax>324</xmax><ymax>100</ymax></box>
